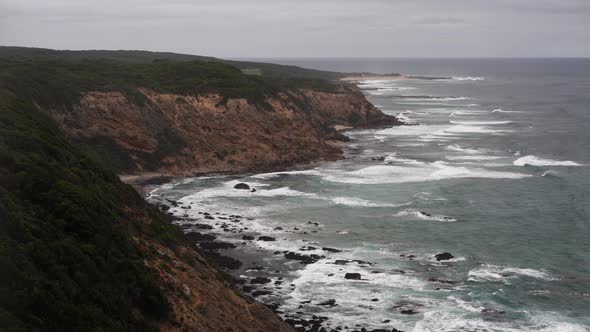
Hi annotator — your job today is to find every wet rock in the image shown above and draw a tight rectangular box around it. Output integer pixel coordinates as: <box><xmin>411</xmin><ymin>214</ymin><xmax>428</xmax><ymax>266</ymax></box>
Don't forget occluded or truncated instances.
<box><xmin>428</xmin><ymin>278</ymin><xmax>457</xmax><ymax>284</ymax></box>
<box><xmin>274</xmin><ymin>227</ymin><xmax>283</xmax><ymax>230</ymax></box>
<box><xmin>204</xmin><ymin>215</ymin><xmax>215</xmax><ymax>220</ymax></box>
<box><xmin>345</xmin><ymin>273</ymin><xmax>362</xmax><ymax>280</ymax></box>
<box><xmin>353</xmin><ymin>259</ymin><xmax>374</xmax><ymax>266</ymax></box>
<box><xmin>371</xmin><ymin>156</ymin><xmax>386</xmax><ymax>161</ymax></box>
<box><xmin>242</xmin><ymin>235</ymin><xmax>255</xmax><ymax>240</ymax></box>
<box><xmin>300</xmin><ymin>246</ymin><xmax>317</xmax><ymax>251</ymax></box>
<box><xmin>392</xmin><ymin>300</ymin><xmax>423</xmax><ymax>315</ymax></box>
<box><xmin>334</xmin><ymin>259</ymin><xmax>351</xmax><ymax>265</ymax></box>
<box><xmin>318</xmin><ymin>299</ymin><xmax>337</xmax><ymax>306</ymax></box>
<box><xmin>251</xmin><ymin>188</ymin><xmax>257</xmax><ymax>192</ymax></box>
<box><xmin>245</xmin><ymin>266</ymin><xmax>264</xmax><ymax>272</ymax></box>
<box><xmin>198</xmin><ymin>241</ymin><xmax>236</xmax><ymax>250</ymax></box>
<box><xmin>400</xmin><ymin>309</ymin><xmax>418</xmax><ymax>315</ymax></box>
<box><xmin>322</xmin><ymin>247</ymin><xmax>342</xmax><ymax>253</ymax></box>
<box><xmin>252</xmin><ymin>290</ymin><xmax>272</xmax><ymax>297</ymax></box>
<box><xmin>371</xmin><ymin>298</ymin><xmax>379</xmax><ymax>302</ymax></box>
<box><xmin>307</xmin><ymin>221</ymin><xmax>320</xmax><ymax>226</ymax></box>
<box><xmin>481</xmin><ymin>308</ymin><xmax>507</xmax><ymax>321</ymax></box>
<box><xmin>258</xmin><ymin>236</ymin><xmax>276</xmax><ymax>241</ymax></box>
<box><xmin>284</xmin><ymin>252</ymin><xmax>323</xmax><ymax>264</ymax></box>
<box><xmin>202</xmin><ymin>252</ymin><xmax>242</xmax><ymax>270</ymax></box>
<box><xmin>250</xmin><ymin>277</ymin><xmax>272</xmax><ymax>284</ymax></box>
<box><xmin>419</xmin><ymin>211</ymin><xmax>432</xmax><ymax>217</ymax></box>
<box><xmin>193</xmin><ymin>223</ymin><xmax>214</xmax><ymax>230</ymax></box>
<box><xmin>185</xmin><ymin>232</ymin><xmax>216</xmax><ymax>242</ymax></box>
<box><xmin>435</xmin><ymin>252</ymin><xmax>454</xmax><ymax>261</ymax></box>
<box><xmin>234</xmin><ymin>183</ymin><xmax>250</xmax><ymax>190</ymax></box>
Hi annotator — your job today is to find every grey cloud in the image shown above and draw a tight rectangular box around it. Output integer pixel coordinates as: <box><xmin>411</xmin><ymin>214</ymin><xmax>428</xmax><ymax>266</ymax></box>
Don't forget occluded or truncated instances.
<box><xmin>0</xmin><ymin>0</ymin><xmax>589</xmax><ymax>57</ymax></box>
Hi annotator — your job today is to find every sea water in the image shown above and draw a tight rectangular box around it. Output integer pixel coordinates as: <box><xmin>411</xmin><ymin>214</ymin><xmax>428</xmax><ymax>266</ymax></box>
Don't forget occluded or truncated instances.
<box><xmin>148</xmin><ymin>59</ymin><xmax>590</xmax><ymax>331</ymax></box>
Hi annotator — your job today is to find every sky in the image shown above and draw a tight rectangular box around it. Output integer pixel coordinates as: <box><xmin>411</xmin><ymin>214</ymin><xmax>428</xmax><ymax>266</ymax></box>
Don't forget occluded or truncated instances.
<box><xmin>1</xmin><ymin>0</ymin><xmax>589</xmax><ymax>58</ymax></box>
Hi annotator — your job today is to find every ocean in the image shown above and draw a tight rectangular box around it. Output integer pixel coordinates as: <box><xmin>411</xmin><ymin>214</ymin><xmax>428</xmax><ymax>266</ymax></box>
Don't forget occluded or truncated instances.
<box><xmin>148</xmin><ymin>59</ymin><xmax>590</xmax><ymax>331</ymax></box>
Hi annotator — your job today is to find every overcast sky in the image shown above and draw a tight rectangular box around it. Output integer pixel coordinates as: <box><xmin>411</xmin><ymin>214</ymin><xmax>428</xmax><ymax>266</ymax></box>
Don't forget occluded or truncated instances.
<box><xmin>1</xmin><ymin>0</ymin><xmax>589</xmax><ymax>58</ymax></box>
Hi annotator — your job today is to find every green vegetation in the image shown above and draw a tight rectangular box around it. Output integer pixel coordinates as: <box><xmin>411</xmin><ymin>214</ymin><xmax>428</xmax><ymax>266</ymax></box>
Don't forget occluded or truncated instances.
<box><xmin>0</xmin><ymin>56</ymin><xmax>338</xmax><ymax>110</ymax></box>
<box><xmin>0</xmin><ymin>46</ymin><xmax>346</xmax><ymax>80</ymax></box>
<box><xmin>0</xmin><ymin>92</ymin><xmax>184</xmax><ymax>331</ymax></box>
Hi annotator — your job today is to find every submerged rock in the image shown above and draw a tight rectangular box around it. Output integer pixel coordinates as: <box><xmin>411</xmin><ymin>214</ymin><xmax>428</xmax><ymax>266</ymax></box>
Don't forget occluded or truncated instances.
<box><xmin>435</xmin><ymin>252</ymin><xmax>454</xmax><ymax>261</ymax></box>
<box><xmin>250</xmin><ymin>277</ymin><xmax>272</xmax><ymax>284</ymax></box>
<box><xmin>242</xmin><ymin>235</ymin><xmax>255</xmax><ymax>240</ymax></box>
<box><xmin>258</xmin><ymin>236</ymin><xmax>276</xmax><ymax>241</ymax></box>
<box><xmin>392</xmin><ymin>300</ymin><xmax>423</xmax><ymax>315</ymax></box>
<box><xmin>318</xmin><ymin>299</ymin><xmax>337</xmax><ymax>306</ymax></box>
<box><xmin>428</xmin><ymin>277</ymin><xmax>457</xmax><ymax>284</ymax></box>
<box><xmin>344</xmin><ymin>273</ymin><xmax>362</xmax><ymax>280</ymax></box>
<box><xmin>234</xmin><ymin>183</ymin><xmax>250</xmax><ymax>190</ymax></box>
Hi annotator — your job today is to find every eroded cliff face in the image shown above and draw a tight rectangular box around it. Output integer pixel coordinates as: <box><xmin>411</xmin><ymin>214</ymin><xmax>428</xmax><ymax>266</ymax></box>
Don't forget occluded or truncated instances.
<box><xmin>129</xmin><ymin>213</ymin><xmax>294</xmax><ymax>332</ymax></box>
<box><xmin>47</xmin><ymin>85</ymin><xmax>399</xmax><ymax>175</ymax></box>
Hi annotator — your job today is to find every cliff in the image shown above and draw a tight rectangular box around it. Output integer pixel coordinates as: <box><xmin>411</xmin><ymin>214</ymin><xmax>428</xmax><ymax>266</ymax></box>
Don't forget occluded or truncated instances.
<box><xmin>0</xmin><ymin>93</ymin><xmax>294</xmax><ymax>331</ymax></box>
<box><xmin>1</xmin><ymin>56</ymin><xmax>400</xmax><ymax>176</ymax></box>
<box><xmin>51</xmin><ymin>86</ymin><xmax>396</xmax><ymax>175</ymax></box>
<box><xmin>0</xmin><ymin>50</ymin><xmax>399</xmax><ymax>331</ymax></box>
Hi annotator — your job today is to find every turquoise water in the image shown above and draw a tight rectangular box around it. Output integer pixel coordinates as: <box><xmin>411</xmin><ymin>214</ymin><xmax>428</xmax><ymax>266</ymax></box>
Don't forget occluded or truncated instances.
<box><xmin>149</xmin><ymin>59</ymin><xmax>590</xmax><ymax>331</ymax></box>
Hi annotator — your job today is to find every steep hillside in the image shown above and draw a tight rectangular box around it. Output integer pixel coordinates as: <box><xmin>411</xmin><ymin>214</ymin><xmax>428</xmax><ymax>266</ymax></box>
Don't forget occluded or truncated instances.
<box><xmin>0</xmin><ymin>93</ymin><xmax>294</xmax><ymax>331</ymax></box>
<box><xmin>0</xmin><ymin>56</ymin><xmax>400</xmax><ymax>175</ymax></box>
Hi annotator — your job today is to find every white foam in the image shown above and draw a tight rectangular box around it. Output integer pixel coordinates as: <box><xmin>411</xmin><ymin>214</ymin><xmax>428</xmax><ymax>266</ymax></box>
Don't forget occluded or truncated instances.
<box><xmin>468</xmin><ymin>264</ymin><xmax>556</xmax><ymax>283</ymax></box>
<box><xmin>377</xmin><ymin>124</ymin><xmax>450</xmax><ymax>137</ymax></box>
<box><xmin>446</xmin><ymin>155</ymin><xmax>505</xmax><ymax>161</ymax></box>
<box><xmin>178</xmin><ymin>184</ymin><xmax>317</xmax><ymax>202</ymax></box>
<box><xmin>384</xmin><ymin>152</ymin><xmax>427</xmax><ymax>166</ymax></box>
<box><xmin>399</xmin><ymin>96</ymin><xmax>470</xmax><ymax>102</ymax></box>
<box><xmin>492</xmin><ymin>108</ymin><xmax>522</xmax><ymax>113</ymax></box>
<box><xmin>445</xmin><ymin>144</ymin><xmax>486</xmax><ymax>154</ymax></box>
<box><xmin>452</xmin><ymin>76</ymin><xmax>485</xmax><ymax>81</ymax></box>
<box><xmin>330</xmin><ymin>196</ymin><xmax>410</xmax><ymax>208</ymax></box>
<box><xmin>250</xmin><ymin>169</ymin><xmax>321</xmax><ymax>179</ymax></box>
<box><xmin>514</xmin><ymin>155</ymin><xmax>582</xmax><ymax>167</ymax></box>
<box><xmin>444</xmin><ymin>124</ymin><xmax>504</xmax><ymax>134</ymax></box>
<box><xmin>393</xmin><ymin>210</ymin><xmax>456</xmax><ymax>222</ymax></box>
<box><xmin>323</xmin><ymin>162</ymin><xmax>529</xmax><ymax>185</ymax></box>
<box><xmin>450</xmin><ymin>120</ymin><xmax>513</xmax><ymax>125</ymax></box>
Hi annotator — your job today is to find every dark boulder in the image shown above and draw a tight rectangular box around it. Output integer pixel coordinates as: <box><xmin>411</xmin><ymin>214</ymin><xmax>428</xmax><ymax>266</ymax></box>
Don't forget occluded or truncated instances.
<box><xmin>192</xmin><ymin>223</ymin><xmax>214</xmax><ymax>230</ymax></box>
<box><xmin>345</xmin><ymin>273</ymin><xmax>362</xmax><ymax>280</ymax></box>
<box><xmin>435</xmin><ymin>252</ymin><xmax>454</xmax><ymax>261</ymax></box>
<box><xmin>318</xmin><ymin>299</ymin><xmax>337</xmax><ymax>306</ymax></box>
<box><xmin>284</xmin><ymin>252</ymin><xmax>323</xmax><ymax>264</ymax></box>
<box><xmin>234</xmin><ymin>183</ymin><xmax>250</xmax><ymax>190</ymax></box>
<box><xmin>250</xmin><ymin>277</ymin><xmax>272</xmax><ymax>284</ymax></box>
<box><xmin>322</xmin><ymin>247</ymin><xmax>342</xmax><ymax>253</ymax></box>
<box><xmin>242</xmin><ymin>235</ymin><xmax>255</xmax><ymax>240</ymax></box>
<box><xmin>258</xmin><ymin>236</ymin><xmax>276</xmax><ymax>241</ymax></box>
<box><xmin>252</xmin><ymin>290</ymin><xmax>272</xmax><ymax>297</ymax></box>
<box><xmin>202</xmin><ymin>252</ymin><xmax>242</xmax><ymax>270</ymax></box>
<box><xmin>428</xmin><ymin>278</ymin><xmax>457</xmax><ymax>284</ymax></box>
<box><xmin>185</xmin><ymin>232</ymin><xmax>216</xmax><ymax>242</ymax></box>
<box><xmin>198</xmin><ymin>241</ymin><xmax>236</xmax><ymax>250</ymax></box>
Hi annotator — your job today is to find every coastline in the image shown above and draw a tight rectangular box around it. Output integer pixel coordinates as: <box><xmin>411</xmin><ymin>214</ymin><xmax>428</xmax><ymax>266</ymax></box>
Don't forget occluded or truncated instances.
<box><xmin>129</xmin><ymin>118</ymin><xmax>407</xmax><ymax>332</ymax></box>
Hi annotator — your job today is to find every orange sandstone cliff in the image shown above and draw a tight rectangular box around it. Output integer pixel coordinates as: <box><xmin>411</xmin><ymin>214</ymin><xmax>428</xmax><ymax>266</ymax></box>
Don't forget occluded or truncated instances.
<box><xmin>47</xmin><ymin>85</ymin><xmax>399</xmax><ymax>175</ymax></box>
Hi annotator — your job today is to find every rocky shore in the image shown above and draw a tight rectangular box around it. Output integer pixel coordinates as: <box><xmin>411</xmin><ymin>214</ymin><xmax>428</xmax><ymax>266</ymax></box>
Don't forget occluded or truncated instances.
<box><xmin>149</xmin><ymin>193</ymin><xmax>398</xmax><ymax>332</ymax></box>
